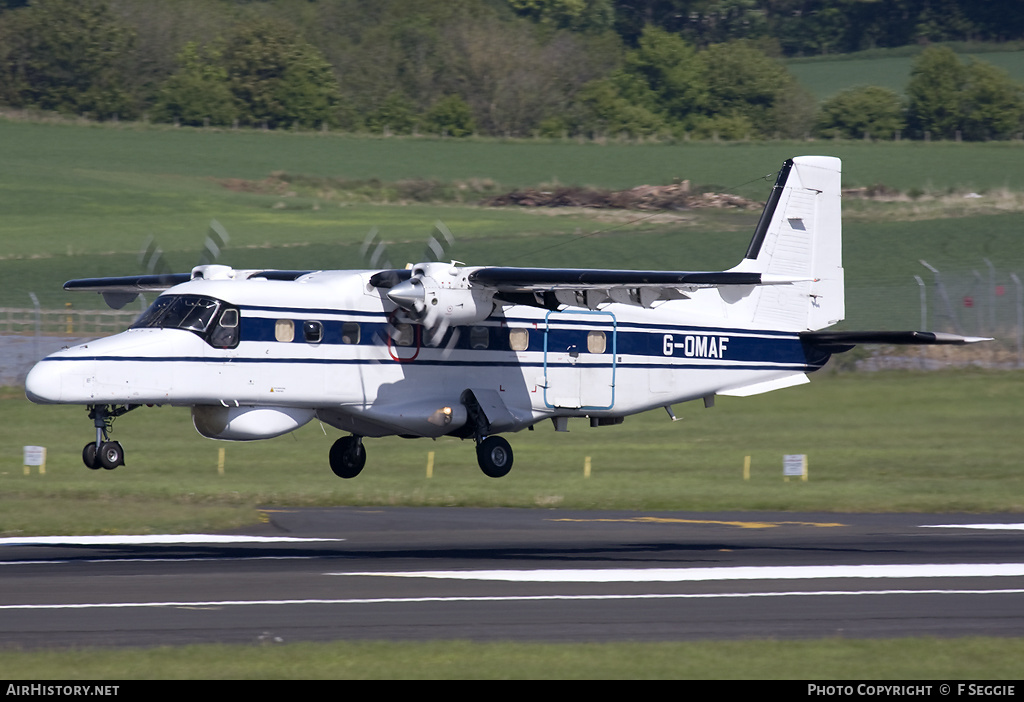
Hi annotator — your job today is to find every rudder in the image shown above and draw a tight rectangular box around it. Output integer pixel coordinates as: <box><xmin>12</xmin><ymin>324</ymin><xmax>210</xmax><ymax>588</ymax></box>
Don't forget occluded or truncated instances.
<box><xmin>730</xmin><ymin>156</ymin><xmax>844</xmax><ymax>332</ymax></box>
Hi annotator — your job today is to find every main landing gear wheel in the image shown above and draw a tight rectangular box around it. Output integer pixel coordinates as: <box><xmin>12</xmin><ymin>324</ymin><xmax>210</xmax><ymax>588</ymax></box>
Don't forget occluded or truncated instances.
<box><xmin>476</xmin><ymin>436</ymin><xmax>513</xmax><ymax>478</ymax></box>
<box><xmin>329</xmin><ymin>436</ymin><xmax>366</xmax><ymax>479</ymax></box>
<box><xmin>82</xmin><ymin>441</ymin><xmax>124</xmax><ymax>470</ymax></box>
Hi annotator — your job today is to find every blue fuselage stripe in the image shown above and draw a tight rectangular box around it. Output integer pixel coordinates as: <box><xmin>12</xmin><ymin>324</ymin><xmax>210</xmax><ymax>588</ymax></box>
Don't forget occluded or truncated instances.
<box><xmin>232</xmin><ymin>317</ymin><xmax>814</xmax><ymax>367</ymax></box>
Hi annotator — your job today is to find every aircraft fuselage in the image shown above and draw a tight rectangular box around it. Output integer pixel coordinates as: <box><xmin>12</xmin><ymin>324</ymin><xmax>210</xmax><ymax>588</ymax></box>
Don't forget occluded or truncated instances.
<box><xmin>26</xmin><ymin>270</ymin><xmax>826</xmax><ymax>443</ymax></box>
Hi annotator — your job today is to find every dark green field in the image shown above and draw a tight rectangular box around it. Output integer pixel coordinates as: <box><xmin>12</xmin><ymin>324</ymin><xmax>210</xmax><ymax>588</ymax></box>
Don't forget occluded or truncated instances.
<box><xmin>789</xmin><ymin>48</ymin><xmax>1024</xmax><ymax>99</ymax></box>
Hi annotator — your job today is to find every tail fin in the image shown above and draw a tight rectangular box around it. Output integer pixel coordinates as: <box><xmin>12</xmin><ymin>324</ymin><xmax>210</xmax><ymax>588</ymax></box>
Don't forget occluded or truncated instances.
<box><xmin>730</xmin><ymin>156</ymin><xmax>844</xmax><ymax>331</ymax></box>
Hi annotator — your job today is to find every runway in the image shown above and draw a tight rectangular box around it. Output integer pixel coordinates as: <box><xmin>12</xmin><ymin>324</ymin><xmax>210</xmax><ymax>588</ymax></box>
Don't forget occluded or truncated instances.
<box><xmin>2</xmin><ymin>508</ymin><xmax>1024</xmax><ymax>647</ymax></box>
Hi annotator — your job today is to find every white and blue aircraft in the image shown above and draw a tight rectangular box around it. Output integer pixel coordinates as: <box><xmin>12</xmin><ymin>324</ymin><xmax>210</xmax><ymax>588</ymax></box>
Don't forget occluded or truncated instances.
<box><xmin>25</xmin><ymin>156</ymin><xmax>985</xmax><ymax>477</ymax></box>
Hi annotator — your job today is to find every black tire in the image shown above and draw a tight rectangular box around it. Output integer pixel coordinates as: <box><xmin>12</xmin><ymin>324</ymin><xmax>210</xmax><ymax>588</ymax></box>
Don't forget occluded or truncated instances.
<box><xmin>98</xmin><ymin>441</ymin><xmax>124</xmax><ymax>470</ymax></box>
<box><xmin>82</xmin><ymin>443</ymin><xmax>101</xmax><ymax>470</ymax></box>
<box><xmin>476</xmin><ymin>436</ymin><xmax>513</xmax><ymax>478</ymax></box>
<box><xmin>329</xmin><ymin>436</ymin><xmax>366</xmax><ymax>479</ymax></box>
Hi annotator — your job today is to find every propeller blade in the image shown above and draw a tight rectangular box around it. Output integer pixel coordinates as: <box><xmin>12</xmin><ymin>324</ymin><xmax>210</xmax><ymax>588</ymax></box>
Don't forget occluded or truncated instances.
<box><xmin>360</xmin><ymin>227</ymin><xmax>393</xmax><ymax>270</ymax></box>
<box><xmin>138</xmin><ymin>236</ymin><xmax>171</xmax><ymax>275</ymax></box>
<box><xmin>423</xmin><ymin>220</ymin><xmax>455</xmax><ymax>262</ymax></box>
<box><xmin>198</xmin><ymin>219</ymin><xmax>230</xmax><ymax>266</ymax></box>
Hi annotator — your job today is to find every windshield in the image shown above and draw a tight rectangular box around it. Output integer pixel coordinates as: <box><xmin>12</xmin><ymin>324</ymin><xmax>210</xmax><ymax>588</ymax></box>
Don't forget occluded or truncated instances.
<box><xmin>133</xmin><ymin>295</ymin><xmax>221</xmax><ymax>333</ymax></box>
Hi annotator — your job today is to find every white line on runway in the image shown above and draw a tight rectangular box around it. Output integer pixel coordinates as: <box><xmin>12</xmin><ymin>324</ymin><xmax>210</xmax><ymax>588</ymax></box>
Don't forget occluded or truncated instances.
<box><xmin>1</xmin><ymin>556</ymin><xmax>320</xmax><ymax>566</ymax></box>
<box><xmin>3</xmin><ymin>589</ymin><xmax>1024</xmax><ymax>611</ymax></box>
<box><xmin>0</xmin><ymin>535</ymin><xmax>342</xmax><ymax>546</ymax></box>
<box><xmin>921</xmin><ymin>524</ymin><xmax>1024</xmax><ymax>531</ymax></box>
<box><xmin>333</xmin><ymin>563</ymin><xmax>1024</xmax><ymax>582</ymax></box>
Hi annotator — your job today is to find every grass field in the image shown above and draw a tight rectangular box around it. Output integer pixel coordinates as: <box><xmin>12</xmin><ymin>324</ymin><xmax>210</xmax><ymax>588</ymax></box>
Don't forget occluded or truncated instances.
<box><xmin>2</xmin><ymin>637</ymin><xmax>1023</xmax><ymax>679</ymax></box>
<box><xmin>788</xmin><ymin>47</ymin><xmax>1024</xmax><ymax>100</ymax></box>
<box><xmin>2</xmin><ymin>119</ymin><xmax>1023</xmax><ymax>678</ymax></box>
<box><xmin>4</xmin><ymin>370</ymin><xmax>1022</xmax><ymax>536</ymax></box>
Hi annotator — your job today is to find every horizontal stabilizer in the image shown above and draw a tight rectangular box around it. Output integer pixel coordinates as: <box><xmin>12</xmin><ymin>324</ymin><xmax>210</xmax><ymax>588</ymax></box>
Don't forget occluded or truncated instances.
<box><xmin>801</xmin><ymin>330</ymin><xmax>992</xmax><ymax>352</ymax></box>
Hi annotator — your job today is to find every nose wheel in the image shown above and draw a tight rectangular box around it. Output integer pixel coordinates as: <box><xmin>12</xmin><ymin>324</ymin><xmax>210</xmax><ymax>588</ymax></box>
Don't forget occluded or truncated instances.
<box><xmin>81</xmin><ymin>404</ymin><xmax>137</xmax><ymax>470</ymax></box>
<box><xmin>83</xmin><ymin>441</ymin><xmax>124</xmax><ymax>470</ymax></box>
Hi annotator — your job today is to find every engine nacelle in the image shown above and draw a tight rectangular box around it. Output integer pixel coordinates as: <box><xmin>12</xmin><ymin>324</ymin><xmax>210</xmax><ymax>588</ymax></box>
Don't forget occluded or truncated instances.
<box><xmin>422</xmin><ymin>285</ymin><xmax>494</xmax><ymax>326</ymax></box>
<box><xmin>387</xmin><ymin>262</ymin><xmax>494</xmax><ymax>327</ymax></box>
<box><xmin>192</xmin><ymin>405</ymin><xmax>315</xmax><ymax>441</ymax></box>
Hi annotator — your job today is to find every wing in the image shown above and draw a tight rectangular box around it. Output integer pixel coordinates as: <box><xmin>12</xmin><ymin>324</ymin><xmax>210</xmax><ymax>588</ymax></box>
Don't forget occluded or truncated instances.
<box><xmin>465</xmin><ymin>266</ymin><xmax>809</xmax><ymax>310</ymax></box>
<box><xmin>64</xmin><ymin>270</ymin><xmax>314</xmax><ymax>309</ymax></box>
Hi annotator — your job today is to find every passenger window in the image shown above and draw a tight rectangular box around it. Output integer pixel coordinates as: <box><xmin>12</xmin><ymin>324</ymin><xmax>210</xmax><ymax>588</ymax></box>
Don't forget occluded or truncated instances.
<box><xmin>275</xmin><ymin>319</ymin><xmax>294</xmax><ymax>343</ymax></box>
<box><xmin>509</xmin><ymin>328</ymin><xmax>529</xmax><ymax>351</ymax></box>
<box><xmin>587</xmin><ymin>330</ymin><xmax>607</xmax><ymax>354</ymax></box>
<box><xmin>470</xmin><ymin>326</ymin><xmax>489</xmax><ymax>350</ymax></box>
<box><xmin>342</xmin><ymin>322</ymin><xmax>360</xmax><ymax>345</ymax></box>
<box><xmin>303</xmin><ymin>321</ymin><xmax>323</xmax><ymax>344</ymax></box>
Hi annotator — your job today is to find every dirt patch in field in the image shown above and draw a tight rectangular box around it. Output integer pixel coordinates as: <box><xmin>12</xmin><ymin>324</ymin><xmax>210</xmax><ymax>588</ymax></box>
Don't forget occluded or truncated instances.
<box><xmin>216</xmin><ymin>173</ymin><xmax>762</xmax><ymax>211</ymax></box>
<box><xmin>481</xmin><ymin>183</ymin><xmax>760</xmax><ymax>211</ymax></box>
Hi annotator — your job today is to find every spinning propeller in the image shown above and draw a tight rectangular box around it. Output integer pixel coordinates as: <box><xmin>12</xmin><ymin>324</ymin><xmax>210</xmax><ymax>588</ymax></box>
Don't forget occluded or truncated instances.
<box><xmin>139</xmin><ymin>219</ymin><xmax>231</xmax><ymax>276</ymax></box>
<box><xmin>362</xmin><ymin>221</ymin><xmax>484</xmax><ymax>348</ymax></box>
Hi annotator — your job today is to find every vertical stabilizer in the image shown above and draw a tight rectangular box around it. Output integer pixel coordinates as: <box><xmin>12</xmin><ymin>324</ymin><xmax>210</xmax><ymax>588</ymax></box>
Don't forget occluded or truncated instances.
<box><xmin>730</xmin><ymin>156</ymin><xmax>844</xmax><ymax>331</ymax></box>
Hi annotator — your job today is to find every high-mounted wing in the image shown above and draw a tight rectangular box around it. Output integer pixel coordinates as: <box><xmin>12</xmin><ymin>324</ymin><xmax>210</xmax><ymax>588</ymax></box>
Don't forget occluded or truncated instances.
<box><xmin>466</xmin><ymin>266</ymin><xmax>808</xmax><ymax>310</ymax></box>
<box><xmin>64</xmin><ymin>273</ymin><xmax>192</xmax><ymax>310</ymax></box>
<box><xmin>369</xmin><ymin>264</ymin><xmax>810</xmax><ymax>317</ymax></box>
<box><xmin>65</xmin><ymin>269</ymin><xmax>314</xmax><ymax>309</ymax></box>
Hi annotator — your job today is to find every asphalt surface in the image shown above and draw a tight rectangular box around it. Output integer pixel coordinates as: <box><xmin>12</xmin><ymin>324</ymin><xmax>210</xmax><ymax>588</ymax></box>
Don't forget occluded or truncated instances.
<box><xmin>2</xmin><ymin>508</ymin><xmax>1024</xmax><ymax>648</ymax></box>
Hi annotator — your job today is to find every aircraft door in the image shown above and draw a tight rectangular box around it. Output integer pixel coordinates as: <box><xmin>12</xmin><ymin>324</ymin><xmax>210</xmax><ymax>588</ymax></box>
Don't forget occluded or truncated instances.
<box><xmin>204</xmin><ymin>306</ymin><xmax>249</xmax><ymax>399</ymax></box>
<box><xmin>543</xmin><ymin>311</ymin><xmax>616</xmax><ymax>410</ymax></box>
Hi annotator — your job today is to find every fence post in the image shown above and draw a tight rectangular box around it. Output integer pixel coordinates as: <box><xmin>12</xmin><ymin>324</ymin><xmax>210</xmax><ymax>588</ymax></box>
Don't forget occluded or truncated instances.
<box><xmin>984</xmin><ymin>258</ymin><xmax>996</xmax><ymax>335</ymax></box>
<box><xmin>915</xmin><ymin>275</ymin><xmax>927</xmax><ymax>369</ymax></box>
<box><xmin>920</xmin><ymin>260</ymin><xmax>964</xmax><ymax>335</ymax></box>
<box><xmin>29</xmin><ymin>293</ymin><xmax>40</xmax><ymax>362</ymax></box>
<box><xmin>1012</xmin><ymin>273</ymin><xmax>1023</xmax><ymax>369</ymax></box>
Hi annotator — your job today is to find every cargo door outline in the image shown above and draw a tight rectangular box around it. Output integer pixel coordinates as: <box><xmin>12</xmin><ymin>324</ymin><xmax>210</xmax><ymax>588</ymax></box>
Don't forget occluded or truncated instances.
<box><xmin>543</xmin><ymin>310</ymin><xmax>616</xmax><ymax>410</ymax></box>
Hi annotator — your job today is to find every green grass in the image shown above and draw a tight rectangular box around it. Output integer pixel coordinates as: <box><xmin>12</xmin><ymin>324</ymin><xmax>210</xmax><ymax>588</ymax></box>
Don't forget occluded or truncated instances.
<box><xmin>788</xmin><ymin>47</ymin><xmax>1024</xmax><ymax>100</ymax></box>
<box><xmin>4</xmin><ymin>370</ymin><xmax>1023</xmax><ymax>536</ymax></box>
<box><xmin>2</xmin><ymin>637</ymin><xmax>1022</xmax><ymax>679</ymax></box>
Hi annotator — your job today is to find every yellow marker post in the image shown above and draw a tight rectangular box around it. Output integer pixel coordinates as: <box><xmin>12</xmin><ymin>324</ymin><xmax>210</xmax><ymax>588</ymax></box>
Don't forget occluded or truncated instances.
<box><xmin>584</xmin><ymin>456</ymin><xmax>591</xmax><ymax>478</ymax></box>
<box><xmin>217</xmin><ymin>447</ymin><xmax>226</xmax><ymax>475</ymax></box>
<box><xmin>426</xmin><ymin>451</ymin><xmax>435</xmax><ymax>478</ymax></box>
<box><xmin>743</xmin><ymin>455</ymin><xmax>751</xmax><ymax>481</ymax></box>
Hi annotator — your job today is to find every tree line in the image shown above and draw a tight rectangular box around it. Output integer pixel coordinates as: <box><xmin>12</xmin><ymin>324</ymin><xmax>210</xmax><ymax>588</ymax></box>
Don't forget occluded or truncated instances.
<box><xmin>1</xmin><ymin>0</ymin><xmax>1023</xmax><ymax>141</ymax></box>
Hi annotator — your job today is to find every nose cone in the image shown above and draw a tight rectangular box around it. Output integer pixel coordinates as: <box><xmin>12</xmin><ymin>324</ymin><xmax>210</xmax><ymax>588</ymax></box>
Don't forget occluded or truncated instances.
<box><xmin>25</xmin><ymin>360</ymin><xmax>62</xmax><ymax>404</ymax></box>
<box><xmin>387</xmin><ymin>279</ymin><xmax>424</xmax><ymax>311</ymax></box>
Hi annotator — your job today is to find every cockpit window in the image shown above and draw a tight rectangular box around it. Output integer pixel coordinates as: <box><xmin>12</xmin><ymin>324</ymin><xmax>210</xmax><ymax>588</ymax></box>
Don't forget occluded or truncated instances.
<box><xmin>133</xmin><ymin>294</ymin><xmax>239</xmax><ymax>348</ymax></box>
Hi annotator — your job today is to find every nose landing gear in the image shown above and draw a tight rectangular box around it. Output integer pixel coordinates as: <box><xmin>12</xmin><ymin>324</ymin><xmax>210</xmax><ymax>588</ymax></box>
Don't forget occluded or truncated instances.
<box><xmin>82</xmin><ymin>405</ymin><xmax>138</xmax><ymax>470</ymax></box>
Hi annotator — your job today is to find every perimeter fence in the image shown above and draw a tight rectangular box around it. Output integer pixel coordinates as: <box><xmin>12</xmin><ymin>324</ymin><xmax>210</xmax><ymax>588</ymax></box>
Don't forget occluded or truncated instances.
<box><xmin>843</xmin><ymin>260</ymin><xmax>1024</xmax><ymax>370</ymax></box>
